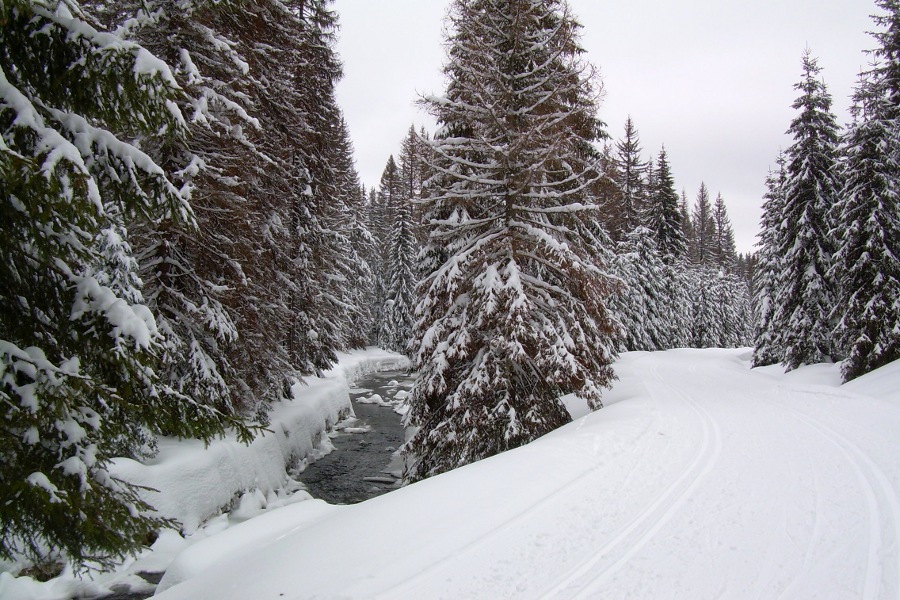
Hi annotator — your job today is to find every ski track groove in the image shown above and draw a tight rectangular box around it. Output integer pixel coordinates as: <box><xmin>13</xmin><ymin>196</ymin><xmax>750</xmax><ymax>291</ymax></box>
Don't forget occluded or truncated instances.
<box><xmin>537</xmin><ymin>361</ymin><xmax>723</xmax><ymax>600</ymax></box>
<box><xmin>770</xmin><ymin>391</ymin><xmax>900</xmax><ymax>599</ymax></box>
<box><xmin>371</xmin><ymin>404</ymin><xmax>657</xmax><ymax>599</ymax></box>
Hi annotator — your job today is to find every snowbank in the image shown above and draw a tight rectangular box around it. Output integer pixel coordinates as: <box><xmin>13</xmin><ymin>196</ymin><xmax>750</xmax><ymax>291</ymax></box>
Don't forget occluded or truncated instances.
<box><xmin>0</xmin><ymin>348</ymin><xmax>408</xmax><ymax>600</ymax></box>
<box><xmin>109</xmin><ymin>347</ymin><xmax>409</xmax><ymax>533</ymax></box>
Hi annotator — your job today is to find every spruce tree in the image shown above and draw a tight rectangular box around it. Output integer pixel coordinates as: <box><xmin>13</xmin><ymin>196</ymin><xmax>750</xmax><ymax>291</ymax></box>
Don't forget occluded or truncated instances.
<box><xmin>0</xmin><ymin>0</ymin><xmax>246</xmax><ymax>569</ymax></box>
<box><xmin>371</xmin><ymin>156</ymin><xmax>402</xmax><ymax>345</ymax></box>
<box><xmin>691</xmin><ymin>183</ymin><xmax>716</xmax><ymax>268</ymax></box>
<box><xmin>645</xmin><ymin>146</ymin><xmax>686</xmax><ymax>263</ymax></box>
<box><xmin>832</xmin><ymin>68</ymin><xmax>900</xmax><ymax>380</ymax></box>
<box><xmin>610</xmin><ymin>228</ymin><xmax>668</xmax><ymax>351</ymax></box>
<box><xmin>113</xmin><ymin>0</ymin><xmax>280</xmax><ymax>417</ymax></box>
<box><xmin>614</xmin><ymin>116</ymin><xmax>647</xmax><ymax>238</ymax></box>
<box><xmin>332</xmin><ymin>117</ymin><xmax>375</xmax><ymax>349</ymax></box>
<box><xmin>688</xmin><ymin>268</ymin><xmax>717</xmax><ymax>348</ymax></box>
<box><xmin>711</xmin><ymin>193</ymin><xmax>737</xmax><ymax>272</ymax></box>
<box><xmin>405</xmin><ymin>0</ymin><xmax>619</xmax><ymax>481</ymax></box>
<box><xmin>752</xmin><ymin>155</ymin><xmax>788</xmax><ymax>367</ymax></box>
<box><xmin>679</xmin><ymin>189</ymin><xmax>695</xmax><ymax>263</ymax></box>
<box><xmin>379</xmin><ymin>128</ymin><xmax>426</xmax><ymax>356</ymax></box>
<box><xmin>772</xmin><ymin>50</ymin><xmax>841</xmax><ymax>370</ymax></box>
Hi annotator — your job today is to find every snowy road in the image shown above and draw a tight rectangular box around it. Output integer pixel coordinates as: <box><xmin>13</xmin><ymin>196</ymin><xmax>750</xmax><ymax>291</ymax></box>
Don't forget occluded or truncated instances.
<box><xmin>156</xmin><ymin>349</ymin><xmax>900</xmax><ymax>599</ymax></box>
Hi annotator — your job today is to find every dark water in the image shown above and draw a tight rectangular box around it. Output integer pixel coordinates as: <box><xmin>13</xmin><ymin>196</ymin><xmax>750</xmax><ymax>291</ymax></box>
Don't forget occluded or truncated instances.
<box><xmin>297</xmin><ymin>370</ymin><xmax>413</xmax><ymax>504</ymax></box>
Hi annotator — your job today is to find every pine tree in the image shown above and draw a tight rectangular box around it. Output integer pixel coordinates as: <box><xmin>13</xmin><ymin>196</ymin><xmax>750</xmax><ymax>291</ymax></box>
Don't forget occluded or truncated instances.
<box><xmin>752</xmin><ymin>155</ymin><xmax>787</xmax><ymax>367</ymax></box>
<box><xmin>329</xmin><ymin>116</ymin><xmax>375</xmax><ymax>350</ymax></box>
<box><xmin>380</xmin><ymin>190</ymin><xmax>418</xmax><ymax>355</ymax></box>
<box><xmin>687</xmin><ymin>268</ymin><xmax>717</xmax><ymax>348</ymax></box>
<box><xmin>0</xmin><ymin>0</ymin><xmax>247</xmax><ymax>569</ymax></box>
<box><xmin>772</xmin><ymin>50</ymin><xmax>841</xmax><ymax>370</ymax></box>
<box><xmin>831</xmin><ymin>62</ymin><xmax>900</xmax><ymax>379</ymax></box>
<box><xmin>662</xmin><ymin>261</ymin><xmax>693</xmax><ymax>349</ymax></box>
<box><xmin>680</xmin><ymin>189</ymin><xmax>695</xmax><ymax>263</ymax></box>
<box><xmin>405</xmin><ymin>0</ymin><xmax>619</xmax><ymax>481</ymax></box>
<box><xmin>112</xmin><ymin>0</ymin><xmax>280</xmax><ymax>417</ymax></box>
<box><xmin>645</xmin><ymin>146</ymin><xmax>686</xmax><ymax>263</ymax></box>
<box><xmin>286</xmin><ymin>0</ymin><xmax>359</xmax><ymax>374</ymax></box>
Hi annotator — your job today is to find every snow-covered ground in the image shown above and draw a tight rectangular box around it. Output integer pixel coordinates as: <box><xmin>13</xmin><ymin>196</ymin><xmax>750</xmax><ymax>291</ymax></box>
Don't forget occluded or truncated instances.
<box><xmin>149</xmin><ymin>348</ymin><xmax>900</xmax><ymax>600</ymax></box>
<box><xmin>5</xmin><ymin>348</ymin><xmax>899</xmax><ymax>599</ymax></box>
<box><xmin>0</xmin><ymin>348</ymin><xmax>410</xmax><ymax>600</ymax></box>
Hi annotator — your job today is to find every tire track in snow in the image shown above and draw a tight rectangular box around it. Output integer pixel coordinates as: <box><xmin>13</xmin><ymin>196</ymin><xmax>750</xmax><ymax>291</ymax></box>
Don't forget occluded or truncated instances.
<box><xmin>769</xmin><ymin>393</ymin><xmax>900</xmax><ymax>599</ymax></box>
<box><xmin>537</xmin><ymin>361</ymin><xmax>723</xmax><ymax>600</ymax></box>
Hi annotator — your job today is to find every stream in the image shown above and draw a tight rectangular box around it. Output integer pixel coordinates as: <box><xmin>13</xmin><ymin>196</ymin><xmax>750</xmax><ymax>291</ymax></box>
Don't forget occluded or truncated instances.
<box><xmin>297</xmin><ymin>369</ymin><xmax>414</xmax><ymax>503</ymax></box>
<box><xmin>93</xmin><ymin>369</ymin><xmax>412</xmax><ymax>599</ymax></box>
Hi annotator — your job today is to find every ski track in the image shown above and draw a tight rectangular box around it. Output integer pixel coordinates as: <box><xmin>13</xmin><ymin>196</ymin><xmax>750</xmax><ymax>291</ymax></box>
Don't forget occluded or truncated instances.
<box><xmin>766</xmin><ymin>389</ymin><xmax>900</xmax><ymax>599</ymax></box>
<box><xmin>372</xmin><ymin>411</ymin><xmax>655</xmax><ymax>600</ymax></box>
<box><xmin>537</xmin><ymin>361</ymin><xmax>723</xmax><ymax>599</ymax></box>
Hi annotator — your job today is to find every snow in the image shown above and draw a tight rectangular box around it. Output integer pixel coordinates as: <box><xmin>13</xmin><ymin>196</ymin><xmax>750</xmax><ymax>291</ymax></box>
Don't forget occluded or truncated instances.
<box><xmin>6</xmin><ymin>348</ymin><xmax>900</xmax><ymax>599</ymax></box>
<box><xmin>0</xmin><ymin>348</ymin><xmax>408</xmax><ymax>600</ymax></box>
<box><xmin>108</xmin><ymin>348</ymin><xmax>410</xmax><ymax>534</ymax></box>
<box><xmin>151</xmin><ymin>348</ymin><xmax>900</xmax><ymax>600</ymax></box>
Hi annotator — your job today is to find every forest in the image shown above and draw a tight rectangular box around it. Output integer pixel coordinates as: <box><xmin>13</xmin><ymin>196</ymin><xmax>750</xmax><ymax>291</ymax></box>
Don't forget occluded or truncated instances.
<box><xmin>1</xmin><ymin>0</ymin><xmax>898</xmax><ymax>586</ymax></box>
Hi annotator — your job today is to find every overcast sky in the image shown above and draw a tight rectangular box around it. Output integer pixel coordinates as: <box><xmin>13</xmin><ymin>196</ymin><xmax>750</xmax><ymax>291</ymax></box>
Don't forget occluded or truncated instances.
<box><xmin>334</xmin><ymin>0</ymin><xmax>875</xmax><ymax>253</ymax></box>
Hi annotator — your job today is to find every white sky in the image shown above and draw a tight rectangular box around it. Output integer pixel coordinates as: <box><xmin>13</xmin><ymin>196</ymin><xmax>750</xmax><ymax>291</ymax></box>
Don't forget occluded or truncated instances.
<box><xmin>334</xmin><ymin>0</ymin><xmax>875</xmax><ymax>253</ymax></box>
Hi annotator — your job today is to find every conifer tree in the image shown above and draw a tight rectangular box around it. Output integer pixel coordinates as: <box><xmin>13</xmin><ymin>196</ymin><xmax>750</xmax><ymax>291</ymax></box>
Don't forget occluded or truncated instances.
<box><xmin>371</xmin><ymin>156</ymin><xmax>402</xmax><ymax>345</ymax></box>
<box><xmin>680</xmin><ymin>189</ymin><xmax>695</xmax><ymax>263</ymax></box>
<box><xmin>614</xmin><ymin>116</ymin><xmax>647</xmax><ymax>238</ymax></box>
<box><xmin>378</xmin><ymin>128</ymin><xmax>427</xmax><ymax>355</ymax></box>
<box><xmin>405</xmin><ymin>0</ymin><xmax>619</xmax><ymax>481</ymax></box>
<box><xmin>711</xmin><ymin>193</ymin><xmax>737</xmax><ymax>272</ymax></box>
<box><xmin>0</xmin><ymin>0</ymin><xmax>246</xmax><ymax>568</ymax></box>
<box><xmin>831</xmin><ymin>21</ymin><xmax>900</xmax><ymax>381</ymax></box>
<box><xmin>687</xmin><ymin>268</ymin><xmax>718</xmax><ymax>348</ymax></box>
<box><xmin>772</xmin><ymin>50</ymin><xmax>841</xmax><ymax>370</ymax></box>
<box><xmin>662</xmin><ymin>262</ymin><xmax>693</xmax><ymax>349</ymax></box>
<box><xmin>610</xmin><ymin>228</ymin><xmax>668</xmax><ymax>351</ymax></box>
<box><xmin>285</xmin><ymin>0</ymin><xmax>358</xmax><ymax>374</ymax></box>
<box><xmin>380</xmin><ymin>191</ymin><xmax>418</xmax><ymax>355</ymax></box>
<box><xmin>645</xmin><ymin>146</ymin><xmax>686</xmax><ymax>263</ymax></box>
<box><xmin>691</xmin><ymin>183</ymin><xmax>716</xmax><ymax>267</ymax></box>
<box><xmin>752</xmin><ymin>155</ymin><xmax>787</xmax><ymax>367</ymax></box>
<box><xmin>114</xmin><ymin>0</ymin><xmax>280</xmax><ymax>417</ymax></box>
<box><xmin>329</xmin><ymin>116</ymin><xmax>375</xmax><ymax>350</ymax></box>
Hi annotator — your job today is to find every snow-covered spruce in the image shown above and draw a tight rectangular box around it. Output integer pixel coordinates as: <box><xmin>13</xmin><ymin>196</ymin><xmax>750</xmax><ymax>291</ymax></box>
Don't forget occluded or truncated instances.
<box><xmin>404</xmin><ymin>0</ymin><xmax>620</xmax><ymax>482</ymax></box>
<box><xmin>645</xmin><ymin>146</ymin><xmax>688</xmax><ymax>264</ymax></box>
<box><xmin>0</xmin><ymin>0</ymin><xmax>244</xmax><ymax>570</ymax></box>
<box><xmin>770</xmin><ymin>50</ymin><xmax>842</xmax><ymax>370</ymax></box>
<box><xmin>752</xmin><ymin>153</ymin><xmax>788</xmax><ymax>367</ymax></box>
<box><xmin>609</xmin><ymin>227</ymin><xmax>669</xmax><ymax>352</ymax></box>
<box><xmin>829</xmin><ymin>0</ymin><xmax>900</xmax><ymax>382</ymax></box>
